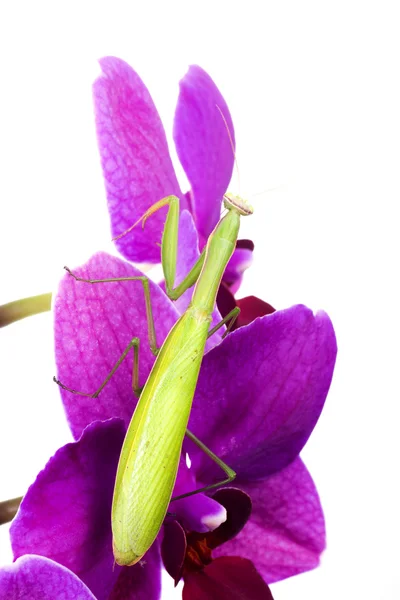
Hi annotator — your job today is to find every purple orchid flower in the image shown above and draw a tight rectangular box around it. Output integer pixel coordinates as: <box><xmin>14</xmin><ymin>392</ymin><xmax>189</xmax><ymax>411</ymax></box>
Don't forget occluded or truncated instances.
<box><xmin>5</xmin><ymin>57</ymin><xmax>336</xmax><ymax>598</ymax></box>
<box><xmin>9</xmin><ymin>248</ymin><xmax>336</xmax><ymax>599</ymax></box>
<box><xmin>93</xmin><ymin>56</ymin><xmax>253</xmax><ymax>293</ymax></box>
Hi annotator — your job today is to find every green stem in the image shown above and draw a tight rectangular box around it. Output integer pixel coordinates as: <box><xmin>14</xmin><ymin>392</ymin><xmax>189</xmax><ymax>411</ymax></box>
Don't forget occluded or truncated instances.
<box><xmin>0</xmin><ymin>496</ymin><xmax>23</xmax><ymax>525</ymax></box>
<box><xmin>0</xmin><ymin>293</ymin><xmax>52</xmax><ymax>327</ymax></box>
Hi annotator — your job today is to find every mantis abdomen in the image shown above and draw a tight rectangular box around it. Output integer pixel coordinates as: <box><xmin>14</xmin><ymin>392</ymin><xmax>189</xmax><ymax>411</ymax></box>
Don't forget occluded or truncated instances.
<box><xmin>112</xmin><ymin>307</ymin><xmax>210</xmax><ymax>564</ymax></box>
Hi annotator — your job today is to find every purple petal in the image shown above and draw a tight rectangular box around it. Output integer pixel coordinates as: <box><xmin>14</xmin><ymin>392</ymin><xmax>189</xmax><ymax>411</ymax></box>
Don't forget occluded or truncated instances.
<box><xmin>213</xmin><ymin>458</ymin><xmax>325</xmax><ymax>583</ymax></box>
<box><xmin>223</xmin><ymin>243</ymin><xmax>254</xmax><ymax>294</ymax></box>
<box><xmin>0</xmin><ymin>556</ymin><xmax>96</xmax><ymax>600</ymax></box>
<box><xmin>171</xmin><ymin>459</ymin><xmax>226</xmax><ymax>533</ymax></box>
<box><xmin>174</xmin><ymin>210</ymin><xmax>201</xmax><ymax>315</ymax></box>
<box><xmin>109</xmin><ymin>543</ymin><xmax>162</xmax><ymax>600</ymax></box>
<box><xmin>175</xmin><ymin>210</ymin><xmax>224</xmax><ymax>350</ymax></box>
<box><xmin>93</xmin><ymin>56</ymin><xmax>184</xmax><ymax>263</ymax></box>
<box><xmin>161</xmin><ymin>519</ymin><xmax>187</xmax><ymax>584</ymax></box>
<box><xmin>187</xmin><ymin>305</ymin><xmax>337</xmax><ymax>480</ymax></box>
<box><xmin>11</xmin><ymin>419</ymin><xmax>125</xmax><ymax>600</ymax></box>
<box><xmin>183</xmin><ymin>556</ymin><xmax>274</xmax><ymax>600</ymax></box>
<box><xmin>174</xmin><ymin>66</ymin><xmax>235</xmax><ymax>241</ymax></box>
<box><xmin>54</xmin><ymin>252</ymin><xmax>179</xmax><ymax>439</ymax></box>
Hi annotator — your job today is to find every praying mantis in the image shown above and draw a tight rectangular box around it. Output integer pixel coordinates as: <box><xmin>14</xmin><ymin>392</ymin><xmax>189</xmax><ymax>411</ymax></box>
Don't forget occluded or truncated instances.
<box><xmin>56</xmin><ymin>192</ymin><xmax>253</xmax><ymax>566</ymax></box>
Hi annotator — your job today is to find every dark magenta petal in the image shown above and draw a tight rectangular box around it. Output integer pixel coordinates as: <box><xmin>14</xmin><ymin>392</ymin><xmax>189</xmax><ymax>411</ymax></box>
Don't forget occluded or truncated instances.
<box><xmin>171</xmin><ymin>459</ymin><xmax>226</xmax><ymax>533</ymax></box>
<box><xmin>216</xmin><ymin>282</ymin><xmax>236</xmax><ymax>323</ymax></box>
<box><xmin>183</xmin><ymin>556</ymin><xmax>274</xmax><ymax>600</ymax></box>
<box><xmin>223</xmin><ymin>245</ymin><xmax>254</xmax><ymax>295</ymax></box>
<box><xmin>0</xmin><ymin>556</ymin><xmax>96</xmax><ymax>600</ymax></box>
<box><xmin>217</xmin><ymin>285</ymin><xmax>275</xmax><ymax>332</ymax></box>
<box><xmin>11</xmin><ymin>419</ymin><xmax>125</xmax><ymax>599</ymax></box>
<box><xmin>174</xmin><ymin>66</ymin><xmax>235</xmax><ymax>241</ymax></box>
<box><xmin>236</xmin><ymin>239</ymin><xmax>255</xmax><ymax>252</ymax></box>
<box><xmin>93</xmin><ymin>56</ymin><xmax>184</xmax><ymax>263</ymax></box>
<box><xmin>213</xmin><ymin>458</ymin><xmax>325</xmax><ymax>583</ymax></box>
<box><xmin>175</xmin><ymin>210</ymin><xmax>224</xmax><ymax>350</ymax></box>
<box><xmin>54</xmin><ymin>251</ymin><xmax>179</xmax><ymax>439</ymax></box>
<box><xmin>161</xmin><ymin>519</ymin><xmax>187</xmax><ymax>584</ymax></box>
<box><xmin>187</xmin><ymin>305</ymin><xmax>337</xmax><ymax>480</ymax></box>
<box><xmin>206</xmin><ymin>488</ymin><xmax>252</xmax><ymax>549</ymax></box>
<box><xmin>109</xmin><ymin>543</ymin><xmax>162</xmax><ymax>600</ymax></box>
<box><xmin>236</xmin><ymin>296</ymin><xmax>276</xmax><ymax>328</ymax></box>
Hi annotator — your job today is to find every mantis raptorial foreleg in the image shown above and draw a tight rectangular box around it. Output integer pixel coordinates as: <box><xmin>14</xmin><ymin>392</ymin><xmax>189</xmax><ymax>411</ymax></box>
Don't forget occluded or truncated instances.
<box><xmin>113</xmin><ymin>195</ymin><xmax>206</xmax><ymax>301</ymax></box>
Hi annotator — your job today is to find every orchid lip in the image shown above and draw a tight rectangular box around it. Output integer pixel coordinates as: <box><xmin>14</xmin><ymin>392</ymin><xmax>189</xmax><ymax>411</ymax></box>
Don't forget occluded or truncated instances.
<box><xmin>201</xmin><ymin>505</ymin><xmax>227</xmax><ymax>530</ymax></box>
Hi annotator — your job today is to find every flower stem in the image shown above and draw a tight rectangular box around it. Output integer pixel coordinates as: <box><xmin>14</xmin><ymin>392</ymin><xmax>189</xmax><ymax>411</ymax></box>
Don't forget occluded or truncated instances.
<box><xmin>0</xmin><ymin>293</ymin><xmax>52</xmax><ymax>327</ymax></box>
<box><xmin>0</xmin><ymin>496</ymin><xmax>23</xmax><ymax>525</ymax></box>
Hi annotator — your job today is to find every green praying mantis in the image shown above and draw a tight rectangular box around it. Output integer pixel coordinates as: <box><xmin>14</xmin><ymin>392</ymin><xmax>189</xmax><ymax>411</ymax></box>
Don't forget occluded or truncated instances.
<box><xmin>56</xmin><ymin>192</ymin><xmax>253</xmax><ymax>566</ymax></box>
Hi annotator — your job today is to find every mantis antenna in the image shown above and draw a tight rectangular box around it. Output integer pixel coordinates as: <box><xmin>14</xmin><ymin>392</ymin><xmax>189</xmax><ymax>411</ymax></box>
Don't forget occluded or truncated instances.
<box><xmin>215</xmin><ymin>103</ymin><xmax>241</xmax><ymax>195</ymax></box>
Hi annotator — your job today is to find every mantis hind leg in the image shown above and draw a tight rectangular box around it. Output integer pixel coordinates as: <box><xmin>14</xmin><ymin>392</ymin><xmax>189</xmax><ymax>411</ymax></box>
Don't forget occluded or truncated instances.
<box><xmin>54</xmin><ymin>269</ymin><xmax>160</xmax><ymax>398</ymax></box>
<box><xmin>54</xmin><ymin>336</ymin><xmax>143</xmax><ymax>398</ymax></box>
<box><xmin>207</xmin><ymin>307</ymin><xmax>240</xmax><ymax>340</ymax></box>
<box><xmin>170</xmin><ymin>429</ymin><xmax>236</xmax><ymax>502</ymax></box>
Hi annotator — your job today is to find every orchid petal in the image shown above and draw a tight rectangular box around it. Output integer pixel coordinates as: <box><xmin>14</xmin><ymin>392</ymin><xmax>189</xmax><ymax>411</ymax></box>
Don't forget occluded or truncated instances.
<box><xmin>205</xmin><ymin>488</ymin><xmax>252</xmax><ymax>549</ymax></box>
<box><xmin>172</xmin><ymin>459</ymin><xmax>226</xmax><ymax>534</ymax></box>
<box><xmin>174</xmin><ymin>66</ymin><xmax>235</xmax><ymax>241</ymax></box>
<box><xmin>109</xmin><ymin>543</ymin><xmax>162</xmax><ymax>600</ymax></box>
<box><xmin>217</xmin><ymin>285</ymin><xmax>275</xmax><ymax>332</ymax></box>
<box><xmin>236</xmin><ymin>296</ymin><xmax>276</xmax><ymax>328</ymax></box>
<box><xmin>183</xmin><ymin>556</ymin><xmax>274</xmax><ymax>600</ymax></box>
<box><xmin>93</xmin><ymin>56</ymin><xmax>184</xmax><ymax>263</ymax></box>
<box><xmin>161</xmin><ymin>519</ymin><xmax>187</xmax><ymax>584</ymax></box>
<box><xmin>174</xmin><ymin>210</ymin><xmax>201</xmax><ymax>315</ymax></box>
<box><xmin>0</xmin><ymin>555</ymin><xmax>96</xmax><ymax>600</ymax></box>
<box><xmin>54</xmin><ymin>252</ymin><xmax>179</xmax><ymax>439</ymax></box>
<box><xmin>11</xmin><ymin>420</ymin><xmax>125</xmax><ymax>599</ymax></box>
<box><xmin>187</xmin><ymin>305</ymin><xmax>337</xmax><ymax>480</ymax></box>
<box><xmin>213</xmin><ymin>458</ymin><xmax>325</xmax><ymax>583</ymax></box>
<box><xmin>223</xmin><ymin>242</ymin><xmax>254</xmax><ymax>294</ymax></box>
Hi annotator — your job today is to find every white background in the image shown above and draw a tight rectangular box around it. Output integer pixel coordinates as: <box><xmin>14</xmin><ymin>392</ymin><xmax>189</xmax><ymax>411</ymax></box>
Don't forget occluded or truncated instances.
<box><xmin>0</xmin><ymin>2</ymin><xmax>399</xmax><ymax>598</ymax></box>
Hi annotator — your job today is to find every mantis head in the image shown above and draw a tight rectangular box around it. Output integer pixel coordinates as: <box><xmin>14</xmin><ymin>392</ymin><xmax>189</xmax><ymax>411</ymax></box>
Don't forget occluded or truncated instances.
<box><xmin>223</xmin><ymin>193</ymin><xmax>254</xmax><ymax>216</ymax></box>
